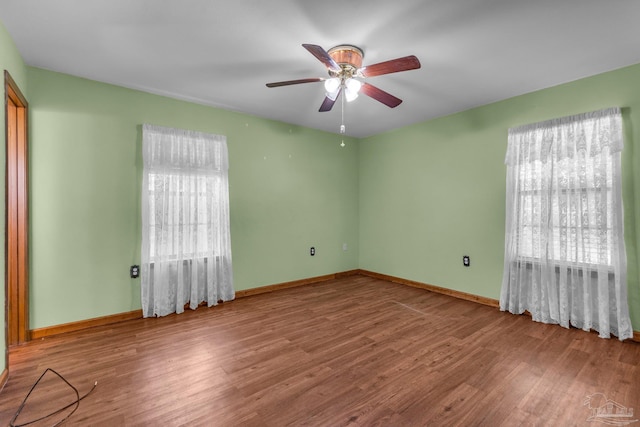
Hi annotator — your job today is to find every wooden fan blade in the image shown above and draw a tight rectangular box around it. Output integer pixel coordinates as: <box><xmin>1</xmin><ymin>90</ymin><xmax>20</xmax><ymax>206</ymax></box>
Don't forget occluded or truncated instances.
<box><xmin>360</xmin><ymin>83</ymin><xmax>403</xmax><ymax>108</ymax></box>
<box><xmin>319</xmin><ymin>89</ymin><xmax>341</xmax><ymax>112</ymax></box>
<box><xmin>360</xmin><ymin>55</ymin><xmax>421</xmax><ymax>78</ymax></box>
<box><xmin>266</xmin><ymin>78</ymin><xmax>324</xmax><ymax>88</ymax></box>
<box><xmin>302</xmin><ymin>44</ymin><xmax>341</xmax><ymax>73</ymax></box>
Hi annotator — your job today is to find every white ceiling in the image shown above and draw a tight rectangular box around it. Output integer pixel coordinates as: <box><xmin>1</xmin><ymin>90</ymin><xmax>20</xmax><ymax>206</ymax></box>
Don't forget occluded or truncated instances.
<box><xmin>1</xmin><ymin>0</ymin><xmax>640</xmax><ymax>138</ymax></box>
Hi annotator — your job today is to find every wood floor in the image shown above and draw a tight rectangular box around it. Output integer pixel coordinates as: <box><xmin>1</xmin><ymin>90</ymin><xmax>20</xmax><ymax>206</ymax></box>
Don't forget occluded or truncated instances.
<box><xmin>1</xmin><ymin>275</ymin><xmax>639</xmax><ymax>426</ymax></box>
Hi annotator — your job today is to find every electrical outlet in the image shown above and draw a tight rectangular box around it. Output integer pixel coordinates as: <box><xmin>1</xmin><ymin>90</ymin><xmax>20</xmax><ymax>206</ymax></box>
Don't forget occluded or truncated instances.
<box><xmin>130</xmin><ymin>265</ymin><xmax>140</xmax><ymax>278</ymax></box>
<box><xmin>463</xmin><ymin>256</ymin><xmax>470</xmax><ymax>267</ymax></box>
<box><xmin>310</xmin><ymin>247</ymin><xmax>315</xmax><ymax>256</ymax></box>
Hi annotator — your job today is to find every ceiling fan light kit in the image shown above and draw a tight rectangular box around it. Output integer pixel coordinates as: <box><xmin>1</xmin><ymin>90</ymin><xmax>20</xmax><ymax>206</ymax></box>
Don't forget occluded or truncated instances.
<box><xmin>324</xmin><ymin>78</ymin><xmax>341</xmax><ymax>99</ymax></box>
<box><xmin>266</xmin><ymin>43</ymin><xmax>421</xmax><ymax>133</ymax></box>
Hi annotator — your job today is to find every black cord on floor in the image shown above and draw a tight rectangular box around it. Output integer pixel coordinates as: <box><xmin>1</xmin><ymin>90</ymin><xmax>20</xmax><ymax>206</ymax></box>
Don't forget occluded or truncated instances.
<box><xmin>9</xmin><ymin>368</ymin><xmax>97</xmax><ymax>427</ymax></box>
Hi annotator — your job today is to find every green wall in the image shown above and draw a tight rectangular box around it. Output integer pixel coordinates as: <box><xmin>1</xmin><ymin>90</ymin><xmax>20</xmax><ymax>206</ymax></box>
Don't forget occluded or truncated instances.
<box><xmin>359</xmin><ymin>63</ymin><xmax>640</xmax><ymax>331</ymax></box>
<box><xmin>27</xmin><ymin>68</ymin><xmax>359</xmax><ymax>329</ymax></box>
<box><xmin>3</xmin><ymin>26</ymin><xmax>639</xmax><ymax>337</ymax></box>
<box><xmin>0</xmin><ymin>21</ymin><xmax>28</xmax><ymax>375</ymax></box>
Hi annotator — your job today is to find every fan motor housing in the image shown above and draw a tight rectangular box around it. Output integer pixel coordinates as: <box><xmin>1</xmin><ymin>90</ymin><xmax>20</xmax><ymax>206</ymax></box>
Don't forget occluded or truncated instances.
<box><xmin>328</xmin><ymin>45</ymin><xmax>363</xmax><ymax>78</ymax></box>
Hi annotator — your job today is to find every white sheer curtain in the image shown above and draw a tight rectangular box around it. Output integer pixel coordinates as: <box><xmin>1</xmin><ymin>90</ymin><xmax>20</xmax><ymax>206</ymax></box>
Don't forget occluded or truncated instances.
<box><xmin>141</xmin><ymin>124</ymin><xmax>234</xmax><ymax>317</ymax></box>
<box><xmin>500</xmin><ymin>107</ymin><xmax>632</xmax><ymax>340</ymax></box>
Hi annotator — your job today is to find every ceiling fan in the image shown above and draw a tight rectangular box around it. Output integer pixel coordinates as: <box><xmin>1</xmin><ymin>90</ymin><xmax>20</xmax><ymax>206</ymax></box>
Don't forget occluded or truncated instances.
<box><xmin>266</xmin><ymin>44</ymin><xmax>421</xmax><ymax>112</ymax></box>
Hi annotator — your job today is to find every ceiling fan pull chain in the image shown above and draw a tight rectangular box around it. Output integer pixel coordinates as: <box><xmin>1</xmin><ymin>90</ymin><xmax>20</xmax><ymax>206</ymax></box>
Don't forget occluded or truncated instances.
<box><xmin>340</xmin><ymin>87</ymin><xmax>346</xmax><ymax>146</ymax></box>
<box><xmin>340</xmin><ymin>89</ymin><xmax>346</xmax><ymax>134</ymax></box>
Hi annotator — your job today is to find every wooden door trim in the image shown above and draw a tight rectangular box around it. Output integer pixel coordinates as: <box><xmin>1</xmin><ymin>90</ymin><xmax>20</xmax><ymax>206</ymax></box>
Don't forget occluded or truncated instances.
<box><xmin>4</xmin><ymin>70</ymin><xmax>29</xmax><ymax>365</ymax></box>
<box><xmin>5</xmin><ymin>71</ymin><xmax>27</xmax><ymax>106</ymax></box>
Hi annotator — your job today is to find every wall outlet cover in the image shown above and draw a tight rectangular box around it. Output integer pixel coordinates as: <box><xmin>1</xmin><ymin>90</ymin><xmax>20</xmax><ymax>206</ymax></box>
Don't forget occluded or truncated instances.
<box><xmin>130</xmin><ymin>265</ymin><xmax>140</xmax><ymax>278</ymax></box>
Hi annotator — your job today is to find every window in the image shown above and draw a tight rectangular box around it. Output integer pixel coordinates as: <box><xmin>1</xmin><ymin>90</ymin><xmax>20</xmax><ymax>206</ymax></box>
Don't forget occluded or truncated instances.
<box><xmin>147</xmin><ymin>172</ymin><xmax>224</xmax><ymax>260</ymax></box>
<box><xmin>516</xmin><ymin>149</ymin><xmax>614</xmax><ymax>266</ymax></box>
<box><xmin>141</xmin><ymin>124</ymin><xmax>234</xmax><ymax>318</ymax></box>
<box><xmin>500</xmin><ymin>107</ymin><xmax>632</xmax><ymax>340</ymax></box>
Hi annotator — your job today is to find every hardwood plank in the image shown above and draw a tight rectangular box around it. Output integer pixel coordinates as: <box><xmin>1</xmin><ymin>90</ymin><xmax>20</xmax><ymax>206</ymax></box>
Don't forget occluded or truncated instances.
<box><xmin>0</xmin><ymin>275</ymin><xmax>639</xmax><ymax>426</ymax></box>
